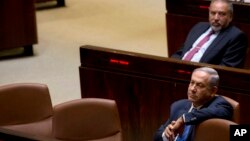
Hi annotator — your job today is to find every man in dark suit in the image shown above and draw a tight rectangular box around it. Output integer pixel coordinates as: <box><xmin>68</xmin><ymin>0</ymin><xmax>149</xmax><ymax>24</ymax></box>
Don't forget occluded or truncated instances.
<box><xmin>171</xmin><ymin>0</ymin><xmax>248</xmax><ymax>68</ymax></box>
<box><xmin>153</xmin><ymin>67</ymin><xmax>233</xmax><ymax>141</ymax></box>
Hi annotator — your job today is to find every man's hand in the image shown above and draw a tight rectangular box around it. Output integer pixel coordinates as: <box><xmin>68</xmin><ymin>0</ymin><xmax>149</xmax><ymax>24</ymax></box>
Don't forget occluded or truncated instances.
<box><xmin>163</xmin><ymin>117</ymin><xmax>185</xmax><ymax>141</ymax></box>
<box><xmin>173</xmin><ymin>116</ymin><xmax>185</xmax><ymax>134</ymax></box>
<box><xmin>164</xmin><ymin>121</ymin><xmax>176</xmax><ymax>141</ymax></box>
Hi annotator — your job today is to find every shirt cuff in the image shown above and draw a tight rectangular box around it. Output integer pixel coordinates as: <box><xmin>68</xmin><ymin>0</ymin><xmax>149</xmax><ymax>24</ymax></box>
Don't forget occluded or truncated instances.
<box><xmin>162</xmin><ymin>132</ymin><xmax>168</xmax><ymax>141</ymax></box>
<box><xmin>182</xmin><ymin>114</ymin><xmax>186</xmax><ymax>123</ymax></box>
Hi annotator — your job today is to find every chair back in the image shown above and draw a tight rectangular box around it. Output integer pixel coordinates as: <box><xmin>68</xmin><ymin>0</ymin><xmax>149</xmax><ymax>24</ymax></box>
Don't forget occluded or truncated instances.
<box><xmin>193</xmin><ymin>118</ymin><xmax>237</xmax><ymax>141</ymax></box>
<box><xmin>53</xmin><ymin>98</ymin><xmax>122</xmax><ymax>141</ymax></box>
<box><xmin>222</xmin><ymin>95</ymin><xmax>240</xmax><ymax>123</ymax></box>
<box><xmin>0</xmin><ymin>83</ymin><xmax>53</xmax><ymax>137</ymax></box>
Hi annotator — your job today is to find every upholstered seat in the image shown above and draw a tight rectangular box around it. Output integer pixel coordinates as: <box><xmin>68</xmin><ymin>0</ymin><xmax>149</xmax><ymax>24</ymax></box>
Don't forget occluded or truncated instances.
<box><xmin>53</xmin><ymin>98</ymin><xmax>122</xmax><ymax>141</ymax></box>
<box><xmin>0</xmin><ymin>83</ymin><xmax>54</xmax><ymax>138</ymax></box>
<box><xmin>193</xmin><ymin>118</ymin><xmax>237</xmax><ymax>141</ymax></box>
<box><xmin>222</xmin><ymin>95</ymin><xmax>240</xmax><ymax>123</ymax></box>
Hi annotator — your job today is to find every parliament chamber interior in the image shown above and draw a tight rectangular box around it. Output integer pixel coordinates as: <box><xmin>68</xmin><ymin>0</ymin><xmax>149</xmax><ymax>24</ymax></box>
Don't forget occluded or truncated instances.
<box><xmin>1</xmin><ymin>0</ymin><xmax>250</xmax><ymax>140</ymax></box>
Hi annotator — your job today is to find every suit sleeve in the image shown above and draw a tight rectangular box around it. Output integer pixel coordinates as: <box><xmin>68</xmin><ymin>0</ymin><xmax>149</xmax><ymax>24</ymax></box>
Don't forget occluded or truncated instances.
<box><xmin>219</xmin><ymin>31</ymin><xmax>248</xmax><ymax>68</ymax></box>
<box><xmin>153</xmin><ymin>120</ymin><xmax>170</xmax><ymax>141</ymax></box>
<box><xmin>184</xmin><ymin>96</ymin><xmax>233</xmax><ymax>125</ymax></box>
<box><xmin>153</xmin><ymin>100</ymin><xmax>188</xmax><ymax>141</ymax></box>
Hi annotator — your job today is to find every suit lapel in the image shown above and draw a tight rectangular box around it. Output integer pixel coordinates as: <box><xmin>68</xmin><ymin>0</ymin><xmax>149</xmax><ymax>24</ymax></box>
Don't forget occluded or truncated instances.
<box><xmin>173</xmin><ymin>100</ymin><xmax>192</xmax><ymax>120</ymax></box>
<box><xmin>184</xmin><ymin>27</ymin><xmax>208</xmax><ymax>53</ymax></box>
<box><xmin>179</xmin><ymin>101</ymin><xmax>192</xmax><ymax>116</ymax></box>
<box><xmin>200</xmin><ymin>27</ymin><xmax>230</xmax><ymax>62</ymax></box>
<box><xmin>183</xmin><ymin>23</ymin><xmax>211</xmax><ymax>56</ymax></box>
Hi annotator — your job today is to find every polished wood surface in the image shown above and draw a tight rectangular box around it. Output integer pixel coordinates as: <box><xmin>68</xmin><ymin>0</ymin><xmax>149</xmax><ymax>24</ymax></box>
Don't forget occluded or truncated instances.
<box><xmin>79</xmin><ymin>45</ymin><xmax>250</xmax><ymax>141</ymax></box>
<box><xmin>0</xmin><ymin>0</ymin><xmax>37</xmax><ymax>54</ymax></box>
<box><xmin>166</xmin><ymin>0</ymin><xmax>250</xmax><ymax>68</ymax></box>
<box><xmin>35</xmin><ymin>0</ymin><xmax>65</xmax><ymax>6</ymax></box>
<box><xmin>0</xmin><ymin>127</ymin><xmax>58</xmax><ymax>141</ymax></box>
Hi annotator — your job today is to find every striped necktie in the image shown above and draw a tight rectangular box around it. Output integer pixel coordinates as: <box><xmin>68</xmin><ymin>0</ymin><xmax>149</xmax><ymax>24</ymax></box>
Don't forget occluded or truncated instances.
<box><xmin>183</xmin><ymin>30</ymin><xmax>214</xmax><ymax>61</ymax></box>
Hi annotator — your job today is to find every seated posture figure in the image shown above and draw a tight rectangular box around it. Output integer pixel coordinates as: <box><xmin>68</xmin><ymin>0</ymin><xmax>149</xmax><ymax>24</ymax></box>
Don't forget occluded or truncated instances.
<box><xmin>153</xmin><ymin>67</ymin><xmax>233</xmax><ymax>141</ymax></box>
<box><xmin>171</xmin><ymin>0</ymin><xmax>248</xmax><ymax>68</ymax></box>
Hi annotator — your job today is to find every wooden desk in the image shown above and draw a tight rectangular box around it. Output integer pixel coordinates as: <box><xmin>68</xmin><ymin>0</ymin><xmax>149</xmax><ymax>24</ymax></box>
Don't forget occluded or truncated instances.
<box><xmin>79</xmin><ymin>45</ymin><xmax>250</xmax><ymax>141</ymax></box>
<box><xmin>0</xmin><ymin>127</ymin><xmax>58</xmax><ymax>141</ymax></box>
<box><xmin>0</xmin><ymin>0</ymin><xmax>38</xmax><ymax>56</ymax></box>
<box><xmin>35</xmin><ymin>0</ymin><xmax>65</xmax><ymax>7</ymax></box>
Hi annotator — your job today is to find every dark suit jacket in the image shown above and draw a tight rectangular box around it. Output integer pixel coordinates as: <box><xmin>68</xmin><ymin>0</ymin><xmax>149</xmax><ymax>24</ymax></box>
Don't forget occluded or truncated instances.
<box><xmin>153</xmin><ymin>95</ymin><xmax>233</xmax><ymax>141</ymax></box>
<box><xmin>171</xmin><ymin>22</ymin><xmax>248</xmax><ymax>68</ymax></box>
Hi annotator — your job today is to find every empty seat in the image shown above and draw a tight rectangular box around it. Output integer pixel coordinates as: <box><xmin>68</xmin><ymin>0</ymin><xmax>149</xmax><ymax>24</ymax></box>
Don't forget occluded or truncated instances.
<box><xmin>193</xmin><ymin>118</ymin><xmax>237</xmax><ymax>141</ymax></box>
<box><xmin>53</xmin><ymin>98</ymin><xmax>122</xmax><ymax>141</ymax></box>
<box><xmin>222</xmin><ymin>95</ymin><xmax>240</xmax><ymax>123</ymax></box>
<box><xmin>0</xmin><ymin>83</ymin><xmax>54</xmax><ymax>138</ymax></box>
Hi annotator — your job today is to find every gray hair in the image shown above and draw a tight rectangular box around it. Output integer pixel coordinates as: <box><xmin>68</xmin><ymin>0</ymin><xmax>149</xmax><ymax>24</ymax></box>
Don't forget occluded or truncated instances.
<box><xmin>193</xmin><ymin>67</ymin><xmax>220</xmax><ymax>88</ymax></box>
<box><xmin>210</xmin><ymin>0</ymin><xmax>234</xmax><ymax>16</ymax></box>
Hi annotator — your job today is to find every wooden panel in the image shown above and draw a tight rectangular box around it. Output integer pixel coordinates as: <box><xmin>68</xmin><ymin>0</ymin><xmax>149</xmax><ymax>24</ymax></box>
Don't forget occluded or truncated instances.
<box><xmin>35</xmin><ymin>0</ymin><xmax>65</xmax><ymax>6</ymax></box>
<box><xmin>0</xmin><ymin>0</ymin><xmax>37</xmax><ymax>51</ymax></box>
<box><xmin>80</xmin><ymin>68</ymin><xmax>177</xmax><ymax>141</ymax></box>
<box><xmin>0</xmin><ymin>127</ymin><xmax>58</xmax><ymax>141</ymax></box>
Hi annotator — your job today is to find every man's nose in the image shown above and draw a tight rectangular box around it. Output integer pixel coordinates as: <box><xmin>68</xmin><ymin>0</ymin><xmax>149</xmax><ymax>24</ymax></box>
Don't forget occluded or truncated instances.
<box><xmin>214</xmin><ymin>13</ymin><xmax>220</xmax><ymax>20</ymax></box>
<box><xmin>190</xmin><ymin>85</ymin><xmax>197</xmax><ymax>92</ymax></box>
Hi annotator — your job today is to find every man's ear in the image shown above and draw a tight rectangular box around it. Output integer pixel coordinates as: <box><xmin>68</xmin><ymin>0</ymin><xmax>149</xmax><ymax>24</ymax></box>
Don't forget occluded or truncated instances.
<box><xmin>211</xmin><ymin>86</ymin><xmax>218</xmax><ymax>95</ymax></box>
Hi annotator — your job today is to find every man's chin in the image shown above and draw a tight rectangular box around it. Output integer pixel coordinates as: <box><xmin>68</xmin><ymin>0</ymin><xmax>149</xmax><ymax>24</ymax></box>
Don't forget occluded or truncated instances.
<box><xmin>211</xmin><ymin>26</ymin><xmax>222</xmax><ymax>32</ymax></box>
<box><xmin>188</xmin><ymin>97</ymin><xmax>195</xmax><ymax>102</ymax></box>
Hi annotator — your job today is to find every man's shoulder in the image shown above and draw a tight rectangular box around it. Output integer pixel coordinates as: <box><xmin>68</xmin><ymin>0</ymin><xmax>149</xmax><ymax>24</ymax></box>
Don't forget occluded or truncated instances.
<box><xmin>214</xmin><ymin>95</ymin><xmax>224</xmax><ymax>101</ymax></box>
<box><xmin>172</xmin><ymin>99</ymin><xmax>190</xmax><ymax>106</ymax></box>
<box><xmin>171</xmin><ymin>99</ymin><xmax>191</xmax><ymax>113</ymax></box>
<box><xmin>190</xmin><ymin>22</ymin><xmax>210</xmax><ymax>32</ymax></box>
<box><xmin>210</xmin><ymin>95</ymin><xmax>231</xmax><ymax>105</ymax></box>
<box><xmin>222</xmin><ymin>24</ymin><xmax>245</xmax><ymax>35</ymax></box>
<box><xmin>194</xmin><ymin>22</ymin><xmax>210</xmax><ymax>28</ymax></box>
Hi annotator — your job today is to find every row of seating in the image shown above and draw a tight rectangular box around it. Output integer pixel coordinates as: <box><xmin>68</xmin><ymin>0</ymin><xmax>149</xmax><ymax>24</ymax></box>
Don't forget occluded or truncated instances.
<box><xmin>0</xmin><ymin>83</ymin><xmax>122</xmax><ymax>141</ymax></box>
<box><xmin>0</xmin><ymin>83</ymin><xmax>239</xmax><ymax>141</ymax></box>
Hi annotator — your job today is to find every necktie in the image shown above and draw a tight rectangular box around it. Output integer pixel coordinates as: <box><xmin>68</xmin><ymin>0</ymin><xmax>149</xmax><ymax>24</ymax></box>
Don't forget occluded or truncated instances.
<box><xmin>176</xmin><ymin>125</ymin><xmax>191</xmax><ymax>141</ymax></box>
<box><xmin>176</xmin><ymin>108</ymin><xmax>197</xmax><ymax>141</ymax></box>
<box><xmin>183</xmin><ymin>30</ymin><xmax>214</xmax><ymax>61</ymax></box>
